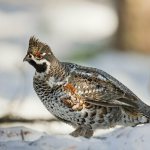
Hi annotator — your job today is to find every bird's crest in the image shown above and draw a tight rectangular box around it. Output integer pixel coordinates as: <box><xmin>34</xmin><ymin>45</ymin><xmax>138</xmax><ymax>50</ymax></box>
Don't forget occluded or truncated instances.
<box><xmin>28</xmin><ymin>36</ymin><xmax>52</xmax><ymax>55</ymax></box>
<box><xmin>29</xmin><ymin>36</ymin><xmax>46</xmax><ymax>49</ymax></box>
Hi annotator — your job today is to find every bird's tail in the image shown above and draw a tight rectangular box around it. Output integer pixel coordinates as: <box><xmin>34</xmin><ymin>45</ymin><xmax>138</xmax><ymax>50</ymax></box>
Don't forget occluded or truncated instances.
<box><xmin>138</xmin><ymin>101</ymin><xmax>150</xmax><ymax>119</ymax></box>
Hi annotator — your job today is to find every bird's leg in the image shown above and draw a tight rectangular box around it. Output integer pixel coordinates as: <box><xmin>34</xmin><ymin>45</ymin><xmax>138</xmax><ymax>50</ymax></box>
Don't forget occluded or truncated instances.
<box><xmin>70</xmin><ymin>126</ymin><xmax>93</xmax><ymax>138</ymax></box>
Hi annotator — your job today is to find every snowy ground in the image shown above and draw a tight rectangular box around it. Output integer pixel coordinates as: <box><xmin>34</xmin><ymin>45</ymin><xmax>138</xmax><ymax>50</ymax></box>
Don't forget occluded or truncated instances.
<box><xmin>1</xmin><ymin>125</ymin><xmax>150</xmax><ymax>150</ymax></box>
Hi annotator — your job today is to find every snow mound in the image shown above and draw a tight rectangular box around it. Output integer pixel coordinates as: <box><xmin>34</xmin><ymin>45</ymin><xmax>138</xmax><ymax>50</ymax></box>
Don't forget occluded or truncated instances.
<box><xmin>0</xmin><ymin>125</ymin><xmax>150</xmax><ymax>150</ymax></box>
<box><xmin>0</xmin><ymin>127</ymin><xmax>45</xmax><ymax>142</ymax></box>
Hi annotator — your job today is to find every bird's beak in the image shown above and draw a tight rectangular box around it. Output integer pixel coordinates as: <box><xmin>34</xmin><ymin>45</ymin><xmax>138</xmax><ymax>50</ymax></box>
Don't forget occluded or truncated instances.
<box><xmin>23</xmin><ymin>54</ymin><xmax>31</xmax><ymax>62</ymax></box>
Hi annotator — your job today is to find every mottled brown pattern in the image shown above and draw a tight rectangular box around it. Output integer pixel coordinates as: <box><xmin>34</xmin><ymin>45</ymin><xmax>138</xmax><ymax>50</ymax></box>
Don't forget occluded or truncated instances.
<box><xmin>64</xmin><ymin>83</ymin><xmax>76</xmax><ymax>95</ymax></box>
<box><xmin>24</xmin><ymin>37</ymin><xmax>150</xmax><ymax>138</ymax></box>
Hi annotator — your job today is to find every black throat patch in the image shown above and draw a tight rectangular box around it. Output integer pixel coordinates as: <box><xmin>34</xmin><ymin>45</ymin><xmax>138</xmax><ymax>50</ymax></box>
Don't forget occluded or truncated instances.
<box><xmin>29</xmin><ymin>60</ymin><xmax>47</xmax><ymax>73</ymax></box>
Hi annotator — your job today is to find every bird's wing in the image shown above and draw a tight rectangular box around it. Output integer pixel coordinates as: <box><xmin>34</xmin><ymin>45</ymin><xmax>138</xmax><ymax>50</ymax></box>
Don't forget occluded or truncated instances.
<box><xmin>65</xmin><ymin>64</ymin><xmax>140</xmax><ymax>108</ymax></box>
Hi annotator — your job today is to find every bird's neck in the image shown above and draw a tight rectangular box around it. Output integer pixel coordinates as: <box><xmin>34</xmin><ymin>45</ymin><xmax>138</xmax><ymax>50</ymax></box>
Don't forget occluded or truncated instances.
<box><xmin>35</xmin><ymin>60</ymin><xmax>68</xmax><ymax>82</ymax></box>
<box><xmin>49</xmin><ymin>61</ymin><xmax>68</xmax><ymax>81</ymax></box>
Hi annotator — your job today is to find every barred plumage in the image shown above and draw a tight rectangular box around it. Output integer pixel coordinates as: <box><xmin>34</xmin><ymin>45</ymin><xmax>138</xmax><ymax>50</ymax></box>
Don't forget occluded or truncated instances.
<box><xmin>23</xmin><ymin>37</ymin><xmax>150</xmax><ymax>138</ymax></box>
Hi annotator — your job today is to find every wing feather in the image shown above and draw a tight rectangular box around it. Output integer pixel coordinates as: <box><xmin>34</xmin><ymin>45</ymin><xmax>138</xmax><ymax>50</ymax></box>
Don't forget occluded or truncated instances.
<box><xmin>64</xmin><ymin>63</ymin><xmax>140</xmax><ymax>108</ymax></box>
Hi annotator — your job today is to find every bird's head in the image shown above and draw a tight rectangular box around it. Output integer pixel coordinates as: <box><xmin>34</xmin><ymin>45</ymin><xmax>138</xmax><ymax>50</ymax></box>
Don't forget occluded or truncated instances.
<box><xmin>23</xmin><ymin>36</ymin><xmax>57</xmax><ymax>73</ymax></box>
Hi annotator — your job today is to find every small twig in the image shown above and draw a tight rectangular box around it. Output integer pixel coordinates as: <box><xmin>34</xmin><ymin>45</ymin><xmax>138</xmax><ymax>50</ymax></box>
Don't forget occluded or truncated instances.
<box><xmin>20</xmin><ymin>129</ymin><xmax>25</xmax><ymax>141</ymax></box>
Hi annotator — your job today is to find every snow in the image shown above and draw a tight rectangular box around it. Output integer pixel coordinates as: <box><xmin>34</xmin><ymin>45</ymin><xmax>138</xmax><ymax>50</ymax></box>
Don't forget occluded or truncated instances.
<box><xmin>1</xmin><ymin>125</ymin><xmax>150</xmax><ymax>150</ymax></box>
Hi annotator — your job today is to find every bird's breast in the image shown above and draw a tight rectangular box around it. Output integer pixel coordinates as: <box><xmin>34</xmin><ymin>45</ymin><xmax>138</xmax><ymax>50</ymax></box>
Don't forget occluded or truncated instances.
<box><xmin>33</xmin><ymin>77</ymin><xmax>79</xmax><ymax>122</ymax></box>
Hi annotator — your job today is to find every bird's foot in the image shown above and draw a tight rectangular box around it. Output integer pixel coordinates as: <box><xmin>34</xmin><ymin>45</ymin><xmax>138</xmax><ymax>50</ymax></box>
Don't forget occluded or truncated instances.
<box><xmin>70</xmin><ymin>126</ymin><xmax>93</xmax><ymax>138</ymax></box>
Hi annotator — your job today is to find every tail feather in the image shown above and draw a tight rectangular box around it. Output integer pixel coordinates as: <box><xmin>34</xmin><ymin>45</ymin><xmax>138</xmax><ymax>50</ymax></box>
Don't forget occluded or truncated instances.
<box><xmin>138</xmin><ymin>101</ymin><xmax>150</xmax><ymax>119</ymax></box>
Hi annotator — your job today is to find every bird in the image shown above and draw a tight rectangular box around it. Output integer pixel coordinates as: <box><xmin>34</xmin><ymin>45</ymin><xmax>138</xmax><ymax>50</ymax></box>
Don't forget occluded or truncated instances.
<box><xmin>23</xmin><ymin>36</ymin><xmax>150</xmax><ymax>138</ymax></box>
